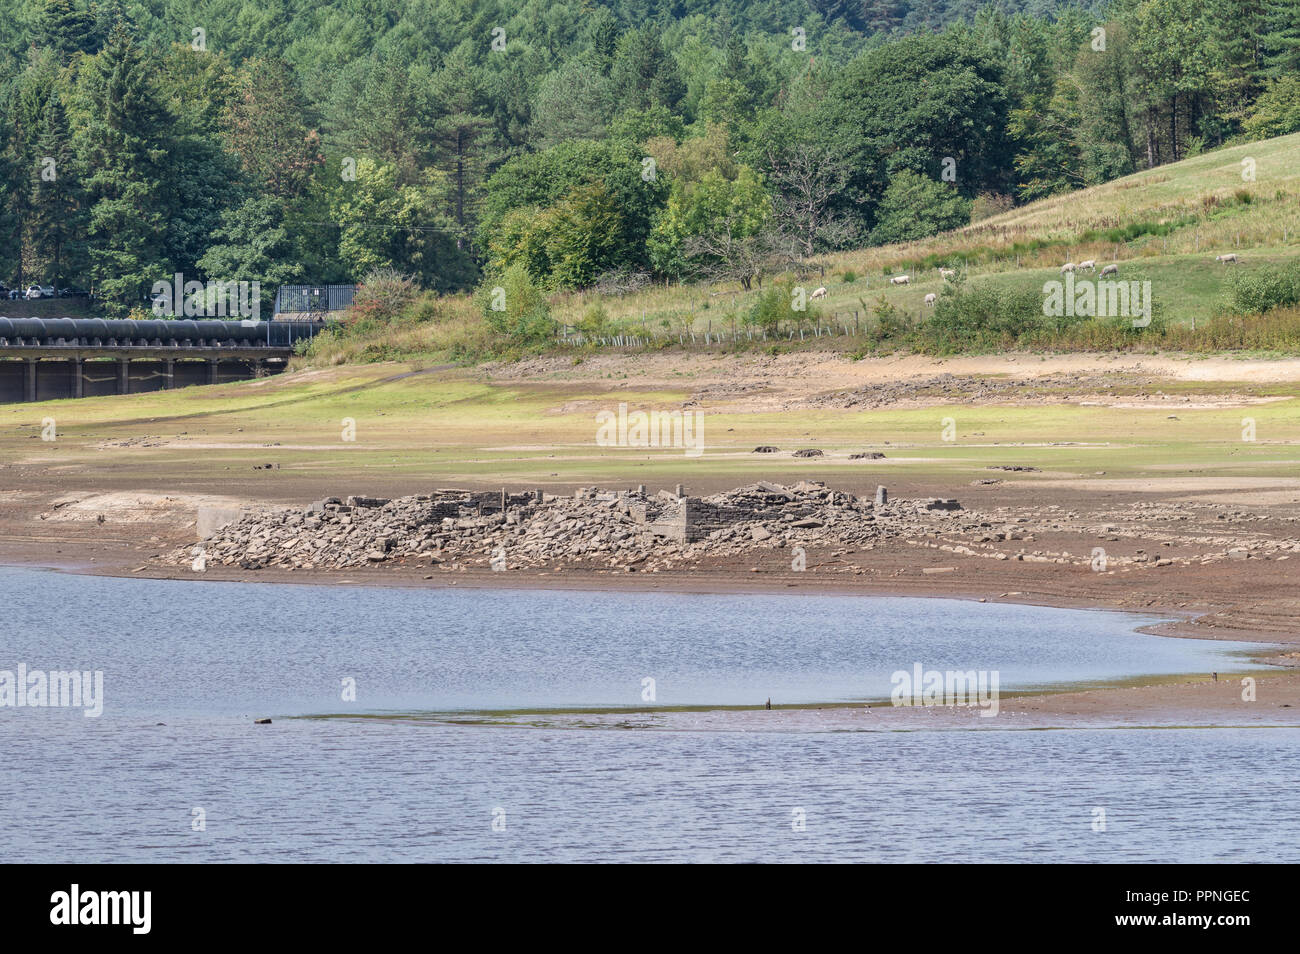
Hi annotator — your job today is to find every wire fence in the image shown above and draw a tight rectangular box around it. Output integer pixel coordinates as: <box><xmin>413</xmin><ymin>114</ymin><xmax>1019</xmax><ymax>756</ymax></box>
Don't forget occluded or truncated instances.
<box><xmin>557</xmin><ymin>310</ymin><xmax>899</xmax><ymax>348</ymax></box>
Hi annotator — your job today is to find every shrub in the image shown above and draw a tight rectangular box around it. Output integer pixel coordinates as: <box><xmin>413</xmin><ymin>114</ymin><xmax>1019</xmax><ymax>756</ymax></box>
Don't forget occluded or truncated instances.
<box><xmin>347</xmin><ymin>269</ymin><xmax>419</xmax><ymax>325</ymax></box>
<box><xmin>474</xmin><ymin>263</ymin><xmax>556</xmax><ymax>343</ymax></box>
<box><xmin>745</xmin><ymin>283</ymin><xmax>818</xmax><ymax>332</ymax></box>
<box><xmin>917</xmin><ymin>282</ymin><xmax>1043</xmax><ymax>353</ymax></box>
<box><xmin>577</xmin><ymin>302</ymin><xmax>612</xmax><ymax>338</ymax></box>
<box><xmin>1225</xmin><ymin>261</ymin><xmax>1300</xmax><ymax>316</ymax></box>
<box><xmin>870</xmin><ymin>171</ymin><xmax>973</xmax><ymax>245</ymax></box>
<box><xmin>970</xmin><ymin>192</ymin><xmax>1015</xmax><ymax>223</ymax></box>
<box><xmin>869</xmin><ymin>298</ymin><xmax>910</xmax><ymax>344</ymax></box>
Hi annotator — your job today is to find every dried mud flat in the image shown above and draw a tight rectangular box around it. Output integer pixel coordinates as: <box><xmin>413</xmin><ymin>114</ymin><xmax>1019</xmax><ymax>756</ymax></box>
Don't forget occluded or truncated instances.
<box><xmin>485</xmin><ymin>349</ymin><xmax>1300</xmax><ymax>412</ymax></box>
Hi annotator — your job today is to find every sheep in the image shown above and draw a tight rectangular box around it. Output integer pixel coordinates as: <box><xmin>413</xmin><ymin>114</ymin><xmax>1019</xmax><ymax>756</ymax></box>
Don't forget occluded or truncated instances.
<box><xmin>1077</xmin><ymin>260</ymin><xmax>1096</xmax><ymax>271</ymax></box>
<box><xmin>810</xmin><ymin>286</ymin><xmax>827</xmax><ymax>300</ymax></box>
<box><xmin>923</xmin><ymin>293</ymin><xmax>937</xmax><ymax>305</ymax></box>
<box><xmin>889</xmin><ymin>275</ymin><xmax>910</xmax><ymax>285</ymax></box>
<box><xmin>1216</xmin><ymin>253</ymin><xmax>1238</xmax><ymax>264</ymax></box>
<box><xmin>938</xmin><ymin>267</ymin><xmax>956</xmax><ymax>280</ymax></box>
<box><xmin>1100</xmin><ymin>263</ymin><xmax>1119</xmax><ymax>277</ymax></box>
<box><xmin>1060</xmin><ymin>262</ymin><xmax>1076</xmax><ymax>274</ymax></box>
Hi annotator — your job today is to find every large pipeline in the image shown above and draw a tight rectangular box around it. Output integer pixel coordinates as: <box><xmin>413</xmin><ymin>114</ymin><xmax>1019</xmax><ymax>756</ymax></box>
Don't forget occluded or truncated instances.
<box><xmin>0</xmin><ymin>316</ymin><xmax>322</xmax><ymax>348</ymax></box>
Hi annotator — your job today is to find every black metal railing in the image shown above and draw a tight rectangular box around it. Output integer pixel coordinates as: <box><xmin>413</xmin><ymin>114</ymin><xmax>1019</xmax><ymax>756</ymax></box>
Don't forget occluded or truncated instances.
<box><xmin>273</xmin><ymin>284</ymin><xmax>356</xmax><ymax>315</ymax></box>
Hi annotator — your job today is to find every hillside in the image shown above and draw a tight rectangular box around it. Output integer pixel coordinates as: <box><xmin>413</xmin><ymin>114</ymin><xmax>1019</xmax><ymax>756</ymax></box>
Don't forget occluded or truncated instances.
<box><xmin>800</xmin><ymin>132</ymin><xmax>1300</xmax><ymax>329</ymax></box>
<box><xmin>301</xmin><ymin>132</ymin><xmax>1300</xmax><ymax>366</ymax></box>
<box><xmin>5</xmin><ymin>0</ymin><xmax>1298</xmax><ymax>317</ymax></box>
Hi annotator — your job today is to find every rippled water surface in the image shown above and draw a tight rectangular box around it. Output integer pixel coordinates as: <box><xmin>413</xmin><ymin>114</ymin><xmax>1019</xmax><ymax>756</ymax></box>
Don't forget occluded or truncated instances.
<box><xmin>1</xmin><ymin>567</ymin><xmax>1294</xmax><ymax>862</ymax></box>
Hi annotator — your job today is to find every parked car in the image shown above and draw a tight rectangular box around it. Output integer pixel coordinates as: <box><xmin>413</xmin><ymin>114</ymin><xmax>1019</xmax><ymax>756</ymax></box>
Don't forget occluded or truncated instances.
<box><xmin>5</xmin><ymin>286</ymin><xmax>21</xmax><ymax>300</ymax></box>
<box><xmin>59</xmin><ymin>287</ymin><xmax>90</xmax><ymax>298</ymax></box>
<box><xmin>25</xmin><ymin>285</ymin><xmax>45</xmax><ymax>299</ymax></box>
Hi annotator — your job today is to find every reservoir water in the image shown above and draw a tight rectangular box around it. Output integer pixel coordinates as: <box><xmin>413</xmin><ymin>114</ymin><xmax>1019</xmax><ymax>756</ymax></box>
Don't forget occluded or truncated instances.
<box><xmin>1</xmin><ymin>566</ymin><xmax>1294</xmax><ymax>862</ymax></box>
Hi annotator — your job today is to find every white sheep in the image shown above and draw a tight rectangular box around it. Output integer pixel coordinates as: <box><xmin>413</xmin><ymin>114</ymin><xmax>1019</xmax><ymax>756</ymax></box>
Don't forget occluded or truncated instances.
<box><xmin>1216</xmin><ymin>253</ymin><xmax>1238</xmax><ymax>264</ymax></box>
<box><xmin>938</xmin><ymin>268</ymin><xmax>956</xmax><ymax>280</ymax></box>
<box><xmin>923</xmin><ymin>293</ymin><xmax>937</xmax><ymax>305</ymax></box>
<box><xmin>1100</xmin><ymin>263</ymin><xmax>1119</xmax><ymax>277</ymax></box>
<box><xmin>889</xmin><ymin>275</ymin><xmax>910</xmax><ymax>285</ymax></box>
<box><xmin>1077</xmin><ymin>260</ymin><xmax>1096</xmax><ymax>271</ymax></box>
<box><xmin>810</xmin><ymin>286</ymin><xmax>827</xmax><ymax>300</ymax></box>
<box><xmin>1060</xmin><ymin>262</ymin><xmax>1076</xmax><ymax>274</ymax></box>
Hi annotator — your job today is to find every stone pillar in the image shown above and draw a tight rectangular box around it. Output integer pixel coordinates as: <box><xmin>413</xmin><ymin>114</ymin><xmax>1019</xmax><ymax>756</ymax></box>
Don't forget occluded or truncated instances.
<box><xmin>71</xmin><ymin>357</ymin><xmax>83</xmax><ymax>398</ymax></box>
<box><xmin>23</xmin><ymin>359</ymin><xmax>37</xmax><ymax>402</ymax></box>
<box><xmin>164</xmin><ymin>358</ymin><xmax>175</xmax><ymax>390</ymax></box>
<box><xmin>116</xmin><ymin>358</ymin><xmax>130</xmax><ymax>395</ymax></box>
<box><xmin>207</xmin><ymin>359</ymin><xmax>219</xmax><ymax>384</ymax></box>
<box><xmin>875</xmin><ymin>485</ymin><xmax>888</xmax><ymax>506</ymax></box>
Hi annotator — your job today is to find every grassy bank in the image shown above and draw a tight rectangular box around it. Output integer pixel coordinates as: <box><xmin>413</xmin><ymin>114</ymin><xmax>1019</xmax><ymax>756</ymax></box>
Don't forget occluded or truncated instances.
<box><xmin>294</xmin><ymin>133</ymin><xmax>1300</xmax><ymax>367</ymax></box>
<box><xmin>7</xmin><ymin>355</ymin><xmax>1300</xmax><ymax>494</ymax></box>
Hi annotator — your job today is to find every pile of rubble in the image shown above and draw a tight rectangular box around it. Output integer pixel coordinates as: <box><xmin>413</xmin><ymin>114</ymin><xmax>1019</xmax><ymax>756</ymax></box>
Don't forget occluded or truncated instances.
<box><xmin>176</xmin><ymin>482</ymin><xmax>973</xmax><ymax>572</ymax></box>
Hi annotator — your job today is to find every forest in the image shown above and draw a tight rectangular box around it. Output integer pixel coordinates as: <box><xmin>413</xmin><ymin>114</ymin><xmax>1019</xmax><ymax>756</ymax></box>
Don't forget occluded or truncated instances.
<box><xmin>1</xmin><ymin>0</ymin><xmax>1298</xmax><ymax>315</ymax></box>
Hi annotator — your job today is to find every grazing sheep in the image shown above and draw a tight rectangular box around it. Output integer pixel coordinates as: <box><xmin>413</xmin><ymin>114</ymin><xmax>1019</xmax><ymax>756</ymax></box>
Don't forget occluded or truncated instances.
<box><xmin>938</xmin><ymin>267</ymin><xmax>956</xmax><ymax>280</ymax></box>
<box><xmin>889</xmin><ymin>275</ymin><xmax>910</xmax><ymax>285</ymax></box>
<box><xmin>810</xmin><ymin>286</ymin><xmax>827</xmax><ymax>300</ymax></box>
<box><xmin>1100</xmin><ymin>263</ymin><xmax>1119</xmax><ymax>277</ymax></box>
<box><xmin>1060</xmin><ymin>262</ymin><xmax>1076</xmax><ymax>274</ymax></box>
<box><xmin>1077</xmin><ymin>260</ymin><xmax>1096</xmax><ymax>271</ymax></box>
<box><xmin>923</xmin><ymin>293</ymin><xmax>937</xmax><ymax>305</ymax></box>
<box><xmin>1216</xmin><ymin>253</ymin><xmax>1238</xmax><ymax>264</ymax></box>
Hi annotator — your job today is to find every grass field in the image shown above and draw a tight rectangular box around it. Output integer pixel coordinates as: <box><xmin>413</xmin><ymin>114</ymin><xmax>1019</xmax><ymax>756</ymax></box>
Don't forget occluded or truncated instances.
<box><xmin>6</xmin><ymin>357</ymin><xmax>1300</xmax><ymax>493</ymax></box>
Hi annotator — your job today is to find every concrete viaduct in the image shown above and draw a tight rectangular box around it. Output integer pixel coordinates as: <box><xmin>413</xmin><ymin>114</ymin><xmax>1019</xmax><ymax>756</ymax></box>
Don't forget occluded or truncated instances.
<box><xmin>0</xmin><ymin>317</ymin><xmax>321</xmax><ymax>402</ymax></box>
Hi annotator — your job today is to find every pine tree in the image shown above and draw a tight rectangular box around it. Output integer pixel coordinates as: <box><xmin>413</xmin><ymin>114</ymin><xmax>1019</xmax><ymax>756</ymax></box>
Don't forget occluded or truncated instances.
<box><xmin>1262</xmin><ymin>0</ymin><xmax>1300</xmax><ymax>76</ymax></box>
<box><xmin>1</xmin><ymin>49</ymin><xmax>61</xmax><ymax>292</ymax></box>
<box><xmin>223</xmin><ymin>58</ymin><xmax>323</xmax><ymax>202</ymax></box>
<box><xmin>28</xmin><ymin>91</ymin><xmax>86</xmax><ymax>291</ymax></box>
<box><xmin>78</xmin><ymin>23</ymin><xmax>169</xmax><ymax>310</ymax></box>
<box><xmin>610</xmin><ymin>27</ymin><xmax>686</xmax><ymax>113</ymax></box>
<box><xmin>1205</xmin><ymin>0</ymin><xmax>1268</xmax><ymax>137</ymax></box>
<box><xmin>37</xmin><ymin>0</ymin><xmax>99</xmax><ymax>62</ymax></box>
<box><xmin>431</xmin><ymin>51</ymin><xmax>497</xmax><ymax>248</ymax></box>
<box><xmin>0</xmin><ymin>119</ymin><xmax>18</xmax><ymax>287</ymax></box>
